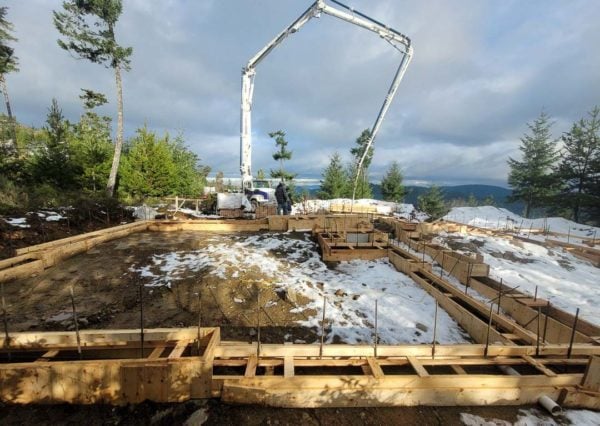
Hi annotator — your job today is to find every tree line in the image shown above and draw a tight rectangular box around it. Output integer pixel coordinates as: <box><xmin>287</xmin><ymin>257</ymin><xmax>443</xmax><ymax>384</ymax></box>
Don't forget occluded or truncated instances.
<box><xmin>0</xmin><ymin>2</ymin><xmax>208</xmax><ymax>213</ymax></box>
<box><xmin>508</xmin><ymin>109</ymin><xmax>600</xmax><ymax>223</ymax></box>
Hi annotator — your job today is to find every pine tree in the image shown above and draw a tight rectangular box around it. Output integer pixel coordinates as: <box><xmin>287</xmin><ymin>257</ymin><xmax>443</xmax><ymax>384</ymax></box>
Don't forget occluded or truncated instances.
<box><xmin>349</xmin><ymin>129</ymin><xmax>373</xmax><ymax>199</ymax></box>
<box><xmin>482</xmin><ymin>195</ymin><xmax>496</xmax><ymax>206</ymax></box>
<box><xmin>119</xmin><ymin>127</ymin><xmax>176</xmax><ymax>198</ymax></box>
<box><xmin>557</xmin><ymin>107</ymin><xmax>600</xmax><ymax>223</ymax></box>
<box><xmin>31</xmin><ymin>99</ymin><xmax>77</xmax><ymax>189</ymax></box>
<box><xmin>318</xmin><ymin>152</ymin><xmax>346</xmax><ymax>199</ymax></box>
<box><xmin>466</xmin><ymin>193</ymin><xmax>478</xmax><ymax>207</ymax></box>
<box><xmin>508</xmin><ymin>112</ymin><xmax>559</xmax><ymax>218</ymax></box>
<box><xmin>215</xmin><ymin>171</ymin><xmax>224</xmax><ymax>192</ymax></box>
<box><xmin>54</xmin><ymin>0</ymin><xmax>133</xmax><ymax>197</ymax></box>
<box><xmin>0</xmin><ymin>6</ymin><xmax>19</xmax><ymax>153</ymax></box>
<box><xmin>71</xmin><ymin>90</ymin><xmax>112</xmax><ymax>192</ymax></box>
<box><xmin>380</xmin><ymin>161</ymin><xmax>406</xmax><ymax>202</ymax></box>
<box><xmin>269</xmin><ymin>130</ymin><xmax>296</xmax><ymax>182</ymax></box>
<box><xmin>418</xmin><ymin>185</ymin><xmax>447</xmax><ymax>220</ymax></box>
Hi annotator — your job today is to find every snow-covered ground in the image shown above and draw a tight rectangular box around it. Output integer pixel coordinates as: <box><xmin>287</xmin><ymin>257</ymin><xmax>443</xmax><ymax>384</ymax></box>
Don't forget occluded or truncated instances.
<box><xmin>444</xmin><ymin>206</ymin><xmax>599</xmax><ymax>239</ymax></box>
<box><xmin>2</xmin><ymin>210</ymin><xmax>67</xmax><ymax>228</ymax></box>
<box><xmin>461</xmin><ymin>408</ymin><xmax>600</xmax><ymax>426</ymax></box>
<box><xmin>292</xmin><ymin>198</ymin><xmax>429</xmax><ymax>221</ymax></box>
<box><xmin>130</xmin><ymin>233</ymin><xmax>470</xmax><ymax>345</ymax></box>
<box><xmin>434</xmin><ymin>230</ymin><xmax>599</xmax><ymax>323</ymax></box>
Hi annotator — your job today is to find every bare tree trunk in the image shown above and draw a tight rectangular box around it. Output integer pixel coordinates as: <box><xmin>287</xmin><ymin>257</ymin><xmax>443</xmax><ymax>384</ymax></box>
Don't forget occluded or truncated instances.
<box><xmin>106</xmin><ymin>65</ymin><xmax>124</xmax><ymax>197</ymax></box>
<box><xmin>0</xmin><ymin>74</ymin><xmax>17</xmax><ymax>154</ymax></box>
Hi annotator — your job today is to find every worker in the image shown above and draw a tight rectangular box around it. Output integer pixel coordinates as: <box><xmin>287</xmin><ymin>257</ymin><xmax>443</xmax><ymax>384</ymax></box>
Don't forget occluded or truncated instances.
<box><xmin>275</xmin><ymin>181</ymin><xmax>289</xmax><ymax>215</ymax></box>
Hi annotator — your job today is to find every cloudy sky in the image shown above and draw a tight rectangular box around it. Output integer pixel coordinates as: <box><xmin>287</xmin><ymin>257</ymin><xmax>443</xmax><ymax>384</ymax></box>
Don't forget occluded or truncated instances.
<box><xmin>4</xmin><ymin>0</ymin><xmax>600</xmax><ymax>186</ymax></box>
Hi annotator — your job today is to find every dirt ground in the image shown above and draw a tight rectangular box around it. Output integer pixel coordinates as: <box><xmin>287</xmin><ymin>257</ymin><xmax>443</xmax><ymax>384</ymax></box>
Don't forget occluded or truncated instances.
<box><xmin>0</xmin><ymin>228</ymin><xmax>589</xmax><ymax>425</ymax></box>
<box><xmin>3</xmin><ymin>231</ymin><xmax>318</xmax><ymax>343</ymax></box>
<box><xmin>0</xmin><ymin>400</ymin><xmax>569</xmax><ymax>425</ymax></box>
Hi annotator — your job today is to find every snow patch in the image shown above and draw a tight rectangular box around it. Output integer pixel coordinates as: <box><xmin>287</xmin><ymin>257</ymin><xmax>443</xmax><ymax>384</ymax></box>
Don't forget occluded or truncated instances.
<box><xmin>130</xmin><ymin>233</ymin><xmax>470</xmax><ymax>344</ymax></box>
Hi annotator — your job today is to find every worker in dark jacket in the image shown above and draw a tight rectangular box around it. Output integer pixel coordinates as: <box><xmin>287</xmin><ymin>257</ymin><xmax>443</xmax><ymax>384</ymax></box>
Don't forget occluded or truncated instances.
<box><xmin>275</xmin><ymin>182</ymin><xmax>289</xmax><ymax>215</ymax></box>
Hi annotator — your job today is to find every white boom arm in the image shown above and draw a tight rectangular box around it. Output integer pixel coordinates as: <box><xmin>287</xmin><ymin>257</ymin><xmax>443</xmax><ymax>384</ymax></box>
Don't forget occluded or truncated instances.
<box><xmin>240</xmin><ymin>0</ymin><xmax>413</xmax><ymax>193</ymax></box>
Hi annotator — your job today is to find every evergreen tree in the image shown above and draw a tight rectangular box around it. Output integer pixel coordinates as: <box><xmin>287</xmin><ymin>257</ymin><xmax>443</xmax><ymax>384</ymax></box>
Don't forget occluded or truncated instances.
<box><xmin>168</xmin><ymin>135</ymin><xmax>208</xmax><ymax>197</ymax></box>
<box><xmin>30</xmin><ymin>99</ymin><xmax>77</xmax><ymax>189</ymax></box>
<box><xmin>508</xmin><ymin>112</ymin><xmax>559</xmax><ymax>218</ymax></box>
<box><xmin>556</xmin><ymin>107</ymin><xmax>600</xmax><ymax>223</ymax></box>
<box><xmin>54</xmin><ymin>0</ymin><xmax>133</xmax><ymax>197</ymax></box>
<box><xmin>0</xmin><ymin>6</ymin><xmax>19</xmax><ymax>153</ymax></box>
<box><xmin>482</xmin><ymin>195</ymin><xmax>496</xmax><ymax>206</ymax></box>
<box><xmin>349</xmin><ymin>129</ymin><xmax>373</xmax><ymax>199</ymax></box>
<box><xmin>466</xmin><ymin>193</ymin><xmax>478</xmax><ymax>207</ymax></box>
<box><xmin>269</xmin><ymin>130</ymin><xmax>295</xmax><ymax>182</ymax></box>
<box><xmin>380</xmin><ymin>161</ymin><xmax>406</xmax><ymax>202</ymax></box>
<box><xmin>71</xmin><ymin>92</ymin><xmax>113</xmax><ymax>192</ymax></box>
<box><xmin>318</xmin><ymin>152</ymin><xmax>346</xmax><ymax>199</ymax></box>
<box><xmin>418</xmin><ymin>185</ymin><xmax>447</xmax><ymax>220</ymax></box>
<box><xmin>215</xmin><ymin>171</ymin><xmax>224</xmax><ymax>192</ymax></box>
<box><xmin>119</xmin><ymin>127</ymin><xmax>176</xmax><ymax>198</ymax></box>
<box><xmin>256</xmin><ymin>168</ymin><xmax>266</xmax><ymax>180</ymax></box>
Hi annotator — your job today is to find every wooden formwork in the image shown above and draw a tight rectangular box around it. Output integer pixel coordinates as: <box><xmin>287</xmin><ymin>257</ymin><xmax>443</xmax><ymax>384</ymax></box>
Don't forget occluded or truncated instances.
<box><xmin>0</xmin><ymin>328</ymin><xmax>220</xmax><ymax>404</ymax></box>
<box><xmin>2</xmin><ymin>215</ymin><xmax>600</xmax><ymax>408</ymax></box>
<box><xmin>1</xmin><ymin>328</ymin><xmax>599</xmax><ymax>408</ymax></box>
<box><xmin>1</xmin><ymin>221</ymin><xmax>151</xmax><ymax>284</ymax></box>
<box><xmin>316</xmin><ymin>230</ymin><xmax>389</xmax><ymax>262</ymax></box>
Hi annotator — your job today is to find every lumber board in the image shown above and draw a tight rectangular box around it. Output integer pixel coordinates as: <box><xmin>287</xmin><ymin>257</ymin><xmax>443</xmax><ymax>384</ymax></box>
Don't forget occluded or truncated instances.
<box><xmin>220</xmin><ymin>375</ymin><xmax>585</xmax><ymax>408</ymax></box>
<box><xmin>15</xmin><ymin>221</ymin><xmax>149</xmax><ymax>255</ymax></box>
<box><xmin>214</xmin><ymin>343</ymin><xmax>600</xmax><ymax>358</ymax></box>
<box><xmin>366</xmin><ymin>357</ymin><xmax>384</xmax><ymax>378</ymax></box>
<box><xmin>245</xmin><ymin>355</ymin><xmax>258</xmax><ymax>377</ymax></box>
<box><xmin>469</xmin><ymin>278</ymin><xmax>591</xmax><ymax>344</ymax></box>
<box><xmin>521</xmin><ymin>355</ymin><xmax>557</xmax><ymax>377</ymax></box>
<box><xmin>407</xmin><ymin>356</ymin><xmax>429</xmax><ymax>377</ymax></box>
<box><xmin>284</xmin><ymin>355</ymin><xmax>294</xmax><ymax>378</ymax></box>
<box><xmin>582</xmin><ymin>356</ymin><xmax>600</xmax><ymax>392</ymax></box>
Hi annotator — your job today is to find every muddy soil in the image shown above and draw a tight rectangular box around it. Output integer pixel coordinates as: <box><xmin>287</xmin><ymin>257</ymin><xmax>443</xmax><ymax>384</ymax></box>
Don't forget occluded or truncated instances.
<box><xmin>3</xmin><ymin>231</ymin><xmax>318</xmax><ymax>343</ymax></box>
<box><xmin>0</xmin><ymin>400</ymin><xmax>570</xmax><ymax>425</ymax></box>
<box><xmin>0</xmin><ymin>212</ymin><xmax>134</xmax><ymax>260</ymax></box>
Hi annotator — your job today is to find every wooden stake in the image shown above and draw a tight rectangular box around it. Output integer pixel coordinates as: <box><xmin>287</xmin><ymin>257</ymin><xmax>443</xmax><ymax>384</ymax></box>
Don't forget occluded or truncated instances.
<box><xmin>139</xmin><ymin>281</ymin><xmax>144</xmax><ymax>358</ymax></box>
<box><xmin>543</xmin><ymin>301</ymin><xmax>550</xmax><ymax>343</ymax></box>
<box><xmin>497</xmin><ymin>288</ymin><xmax>502</xmax><ymax>315</ymax></box>
<box><xmin>465</xmin><ymin>263</ymin><xmax>472</xmax><ymax>295</ymax></box>
<box><xmin>567</xmin><ymin>308</ymin><xmax>579</xmax><ymax>359</ymax></box>
<box><xmin>1</xmin><ymin>283</ymin><xmax>10</xmax><ymax>361</ymax></box>
<box><xmin>197</xmin><ymin>283</ymin><xmax>202</xmax><ymax>355</ymax></box>
<box><xmin>374</xmin><ymin>299</ymin><xmax>378</xmax><ymax>357</ymax></box>
<box><xmin>320</xmin><ymin>296</ymin><xmax>327</xmax><ymax>359</ymax></box>
<box><xmin>256</xmin><ymin>288</ymin><xmax>261</xmax><ymax>358</ymax></box>
<box><xmin>69</xmin><ymin>286</ymin><xmax>82</xmax><ymax>359</ymax></box>
<box><xmin>536</xmin><ymin>306</ymin><xmax>541</xmax><ymax>357</ymax></box>
<box><xmin>432</xmin><ymin>301</ymin><xmax>438</xmax><ymax>359</ymax></box>
<box><xmin>484</xmin><ymin>302</ymin><xmax>494</xmax><ymax>358</ymax></box>
<box><xmin>567</xmin><ymin>227</ymin><xmax>571</xmax><ymax>244</ymax></box>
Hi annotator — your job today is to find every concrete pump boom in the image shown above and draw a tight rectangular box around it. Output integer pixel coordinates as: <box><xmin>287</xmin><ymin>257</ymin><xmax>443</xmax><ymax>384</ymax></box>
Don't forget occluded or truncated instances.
<box><xmin>240</xmin><ymin>0</ymin><xmax>413</xmax><ymax>194</ymax></box>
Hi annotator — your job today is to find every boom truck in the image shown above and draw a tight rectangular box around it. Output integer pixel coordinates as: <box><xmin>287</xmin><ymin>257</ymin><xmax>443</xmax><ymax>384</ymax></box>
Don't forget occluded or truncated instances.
<box><xmin>217</xmin><ymin>0</ymin><xmax>413</xmax><ymax>215</ymax></box>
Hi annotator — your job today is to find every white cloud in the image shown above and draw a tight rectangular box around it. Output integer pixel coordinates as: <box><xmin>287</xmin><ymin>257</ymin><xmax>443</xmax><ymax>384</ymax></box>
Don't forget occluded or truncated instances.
<box><xmin>4</xmin><ymin>0</ymin><xmax>600</xmax><ymax>187</ymax></box>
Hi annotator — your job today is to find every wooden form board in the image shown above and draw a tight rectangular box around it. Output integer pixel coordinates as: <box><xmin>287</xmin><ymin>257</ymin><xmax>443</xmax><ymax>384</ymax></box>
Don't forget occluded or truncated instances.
<box><xmin>469</xmin><ymin>277</ymin><xmax>592</xmax><ymax>344</ymax></box>
<box><xmin>2</xmin><ymin>221</ymin><xmax>150</xmax><ymax>284</ymax></box>
<box><xmin>220</xmin><ymin>374</ymin><xmax>591</xmax><ymax>408</ymax></box>
<box><xmin>0</xmin><ymin>327</ymin><xmax>220</xmax><ymax>404</ymax></box>
<box><xmin>316</xmin><ymin>232</ymin><xmax>389</xmax><ymax>262</ymax></box>
<box><xmin>15</xmin><ymin>221</ymin><xmax>150</xmax><ymax>256</ymax></box>
<box><xmin>2</xmin><ymin>327</ymin><xmax>600</xmax><ymax>407</ymax></box>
